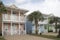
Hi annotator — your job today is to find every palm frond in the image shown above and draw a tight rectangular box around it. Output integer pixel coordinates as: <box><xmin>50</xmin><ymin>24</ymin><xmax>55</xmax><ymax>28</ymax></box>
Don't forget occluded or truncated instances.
<box><xmin>0</xmin><ymin>1</ymin><xmax>6</xmax><ymax>13</ymax></box>
<box><xmin>48</xmin><ymin>16</ymin><xmax>60</xmax><ymax>24</ymax></box>
<box><xmin>27</xmin><ymin>11</ymin><xmax>44</xmax><ymax>22</ymax></box>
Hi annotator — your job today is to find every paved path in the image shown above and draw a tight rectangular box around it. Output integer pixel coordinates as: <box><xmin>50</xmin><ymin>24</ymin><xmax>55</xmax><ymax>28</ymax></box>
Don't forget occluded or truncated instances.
<box><xmin>43</xmin><ymin>33</ymin><xmax>58</xmax><ymax>36</ymax></box>
<box><xmin>4</xmin><ymin>35</ymin><xmax>53</xmax><ymax>40</ymax></box>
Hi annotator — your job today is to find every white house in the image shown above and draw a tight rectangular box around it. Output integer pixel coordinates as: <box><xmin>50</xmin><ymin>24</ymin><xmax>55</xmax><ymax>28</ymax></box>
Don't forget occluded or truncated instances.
<box><xmin>32</xmin><ymin>14</ymin><xmax>56</xmax><ymax>34</ymax></box>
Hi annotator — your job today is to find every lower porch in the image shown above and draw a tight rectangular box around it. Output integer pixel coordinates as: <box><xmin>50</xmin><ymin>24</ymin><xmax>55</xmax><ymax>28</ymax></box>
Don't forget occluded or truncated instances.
<box><xmin>2</xmin><ymin>23</ymin><xmax>26</xmax><ymax>36</ymax></box>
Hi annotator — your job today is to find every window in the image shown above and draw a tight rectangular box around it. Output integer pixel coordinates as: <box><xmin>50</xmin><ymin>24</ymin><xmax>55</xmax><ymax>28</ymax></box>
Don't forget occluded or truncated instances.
<box><xmin>5</xmin><ymin>24</ymin><xmax>8</xmax><ymax>31</ymax></box>
<box><xmin>13</xmin><ymin>11</ymin><xmax>16</xmax><ymax>14</ymax></box>
<box><xmin>40</xmin><ymin>24</ymin><xmax>43</xmax><ymax>26</ymax></box>
<box><xmin>20</xmin><ymin>12</ymin><xmax>24</xmax><ymax>16</ymax></box>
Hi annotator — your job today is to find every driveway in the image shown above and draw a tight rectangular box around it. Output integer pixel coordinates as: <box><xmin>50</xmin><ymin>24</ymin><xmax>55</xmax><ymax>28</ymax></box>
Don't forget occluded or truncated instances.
<box><xmin>4</xmin><ymin>35</ymin><xmax>53</xmax><ymax>40</ymax></box>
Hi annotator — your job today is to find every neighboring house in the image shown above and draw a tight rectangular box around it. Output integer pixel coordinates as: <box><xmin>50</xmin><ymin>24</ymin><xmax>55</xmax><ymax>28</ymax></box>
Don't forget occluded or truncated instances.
<box><xmin>0</xmin><ymin>5</ymin><xmax>28</xmax><ymax>36</ymax></box>
<box><xmin>32</xmin><ymin>14</ymin><xmax>56</xmax><ymax>34</ymax></box>
<box><xmin>26</xmin><ymin>21</ymin><xmax>32</xmax><ymax>34</ymax></box>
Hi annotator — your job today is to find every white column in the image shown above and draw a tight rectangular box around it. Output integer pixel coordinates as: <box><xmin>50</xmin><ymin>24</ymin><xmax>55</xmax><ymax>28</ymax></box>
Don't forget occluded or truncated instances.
<box><xmin>11</xmin><ymin>10</ymin><xmax>13</xmax><ymax>35</ymax></box>
<box><xmin>19</xmin><ymin>11</ymin><xmax>20</xmax><ymax>35</ymax></box>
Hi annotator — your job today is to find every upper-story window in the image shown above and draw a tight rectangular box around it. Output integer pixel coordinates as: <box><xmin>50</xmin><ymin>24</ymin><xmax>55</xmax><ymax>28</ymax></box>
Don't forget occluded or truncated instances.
<box><xmin>13</xmin><ymin>11</ymin><xmax>19</xmax><ymax>16</ymax></box>
<box><xmin>13</xmin><ymin>11</ymin><xmax>16</xmax><ymax>15</ymax></box>
<box><xmin>20</xmin><ymin>12</ymin><xmax>24</xmax><ymax>16</ymax></box>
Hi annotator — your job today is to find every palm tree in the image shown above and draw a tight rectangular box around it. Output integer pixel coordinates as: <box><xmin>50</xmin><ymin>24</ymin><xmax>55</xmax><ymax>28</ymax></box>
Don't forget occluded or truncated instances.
<box><xmin>0</xmin><ymin>0</ymin><xmax>6</xmax><ymax>13</ymax></box>
<box><xmin>27</xmin><ymin>11</ymin><xmax>44</xmax><ymax>34</ymax></box>
<box><xmin>0</xmin><ymin>0</ymin><xmax>6</xmax><ymax>36</ymax></box>
<box><xmin>57</xmin><ymin>24</ymin><xmax>60</xmax><ymax>38</ymax></box>
<box><xmin>49</xmin><ymin>16</ymin><xmax>60</xmax><ymax>33</ymax></box>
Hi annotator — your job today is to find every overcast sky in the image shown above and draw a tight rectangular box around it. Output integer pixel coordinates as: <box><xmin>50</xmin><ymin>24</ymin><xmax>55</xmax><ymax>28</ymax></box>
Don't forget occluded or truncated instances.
<box><xmin>2</xmin><ymin>0</ymin><xmax>60</xmax><ymax>17</ymax></box>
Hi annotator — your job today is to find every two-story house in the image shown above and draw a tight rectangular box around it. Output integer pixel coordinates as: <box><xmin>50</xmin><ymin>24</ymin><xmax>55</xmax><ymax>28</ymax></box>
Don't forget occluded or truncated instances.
<box><xmin>0</xmin><ymin>5</ymin><xmax>28</xmax><ymax>36</ymax></box>
<box><xmin>32</xmin><ymin>14</ymin><xmax>56</xmax><ymax>34</ymax></box>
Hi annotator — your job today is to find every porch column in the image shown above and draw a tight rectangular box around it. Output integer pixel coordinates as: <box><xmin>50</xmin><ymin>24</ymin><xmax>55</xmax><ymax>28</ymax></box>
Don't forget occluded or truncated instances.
<box><xmin>19</xmin><ymin>11</ymin><xmax>20</xmax><ymax>35</ymax></box>
<box><xmin>11</xmin><ymin>22</ymin><xmax>12</xmax><ymax>35</ymax></box>
<box><xmin>19</xmin><ymin>24</ymin><xmax>20</xmax><ymax>35</ymax></box>
<box><xmin>11</xmin><ymin>10</ymin><xmax>13</xmax><ymax>35</ymax></box>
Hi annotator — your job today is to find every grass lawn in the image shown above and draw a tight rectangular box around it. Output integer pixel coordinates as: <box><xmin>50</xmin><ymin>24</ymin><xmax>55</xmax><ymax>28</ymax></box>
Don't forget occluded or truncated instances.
<box><xmin>0</xmin><ymin>36</ymin><xmax>5</xmax><ymax>40</ymax></box>
<box><xmin>55</xmin><ymin>38</ymin><xmax>60</xmax><ymax>40</ymax></box>
<box><xmin>31</xmin><ymin>34</ymin><xmax>60</xmax><ymax>40</ymax></box>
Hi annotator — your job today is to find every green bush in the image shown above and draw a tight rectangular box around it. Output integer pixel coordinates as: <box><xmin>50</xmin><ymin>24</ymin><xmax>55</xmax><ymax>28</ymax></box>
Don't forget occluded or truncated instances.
<box><xmin>0</xmin><ymin>36</ymin><xmax>5</xmax><ymax>40</ymax></box>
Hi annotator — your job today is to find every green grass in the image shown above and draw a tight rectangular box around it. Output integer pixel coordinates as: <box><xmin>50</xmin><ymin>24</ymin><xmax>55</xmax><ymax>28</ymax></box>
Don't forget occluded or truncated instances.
<box><xmin>55</xmin><ymin>38</ymin><xmax>60</xmax><ymax>40</ymax></box>
<box><xmin>0</xmin><ymin>36</ymin><xmax>5</xmax><ymax>40</ymax></box>
<box><xmin>30</xmin><ymin>34</ymin><xmax>60</xmax><ymax>40</ymax></box>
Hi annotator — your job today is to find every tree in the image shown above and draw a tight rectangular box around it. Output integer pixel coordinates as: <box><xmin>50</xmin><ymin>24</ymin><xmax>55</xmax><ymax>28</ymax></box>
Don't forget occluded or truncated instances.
<box><xmin>27</xmin><ymin>11</ymin><xmax>44</xmax><ymax>34</ymax></box>
<box><xmin>57</xmin><ymin>24</ymin><xmax>60</xmax><ymax>38</ymax></box>
<box><xmin>0</xmin><ymin>0</ymin><xmax>6</xmax><ymax>13</ymax></box>
<box><xmin>0</xmin><ymin>0</ymin><xmax>6</xmax><ymax>36</ymax></box>
<box><xmin>49</xmin><ymin>16</ymin><xmax>60</xmax><ymax>33</ymax></box>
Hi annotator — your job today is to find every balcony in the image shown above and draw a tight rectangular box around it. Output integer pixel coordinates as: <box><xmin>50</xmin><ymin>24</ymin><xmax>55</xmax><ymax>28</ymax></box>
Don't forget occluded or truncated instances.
<box><xmin>2</xmin><ymin>14</ymin><xmax>25</xmax><ymax>23</ymax></box>
<box><xmin>19</xmin><ymin>16</ymin><xmax>25</xmax><ymax>23</ymax></box>
<box><xmin>2</xmin><ymin>14</ymin><xmax>11</xmax><ymax>21</ymax></box>
<box><xmin>11</xmin><ymin>15</ymin><xmax>19</xmax><ymax>22</ymax></box>
<box><xmin>38</xmin><ymin>20</ymin><xmax>48</xmax><ymax>24</ymax></box>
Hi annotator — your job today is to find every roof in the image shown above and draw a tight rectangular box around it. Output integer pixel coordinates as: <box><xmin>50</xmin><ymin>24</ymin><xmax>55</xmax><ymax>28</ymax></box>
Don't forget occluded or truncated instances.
<box><xmin>5</xmin><ymin>4</ymin><xmax>28</xmax><ymax>14</ymax></box>
<box><xmin>25</xmin><ymin>10</ymin><xmax>55</xmax><ymax>17</ymax></box>
<box><xmin>9</xmin><ymin>4</ymin><xmax>18</xmax><ymax>8</ymax></box>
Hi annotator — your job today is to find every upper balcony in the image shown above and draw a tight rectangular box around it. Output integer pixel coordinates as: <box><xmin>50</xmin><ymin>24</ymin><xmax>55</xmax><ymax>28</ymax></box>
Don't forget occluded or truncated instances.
<box><xmin>38</xmin><ymin>20</ymin><xmax>48</xmax><ymax>24</ymax></box>
<box><xmin>2</xmin><ymin>14</ymin><xmax>11</xmax><ymax>21</ymax></box>
<box><xmin>2</xmin><ymin>14</ymin><xmax>25</xmax><ymax>23</ymax></box>
<box><xmin>19</xmin><ymin>16</ymin><xmax>25</xmax><ymax>23</ymax></box>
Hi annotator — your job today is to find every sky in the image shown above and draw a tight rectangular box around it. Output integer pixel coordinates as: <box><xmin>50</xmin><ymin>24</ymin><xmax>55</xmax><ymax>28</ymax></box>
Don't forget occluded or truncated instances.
<box><xmin>1</xmin><ymin>0</ymin><xmax>60</xmax><ymax>17</ymax></box>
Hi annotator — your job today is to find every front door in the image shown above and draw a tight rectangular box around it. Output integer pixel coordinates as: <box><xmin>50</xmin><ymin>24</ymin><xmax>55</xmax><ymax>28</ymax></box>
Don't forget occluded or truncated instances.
<box><xmin>12</xmin><ymin>24</ymin><xmax>17</xmax><ymax>35</ymax></box>
<box><xmin>4</xmin><ymin>24</ymin><xmax>10</xmax><ymax>35</ymax></box>
<box><xmin>20</xmin><ymin>24</ymin><xmax>25</xmax><ymax>34</ymax></box>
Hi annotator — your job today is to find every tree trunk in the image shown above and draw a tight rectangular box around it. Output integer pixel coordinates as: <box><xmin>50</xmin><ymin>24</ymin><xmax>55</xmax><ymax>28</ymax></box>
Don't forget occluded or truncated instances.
<box><xmin>48</xmin><ymin>24</ymin><xmax>49</xmax><ymax>32</ymax></box>
<box><xmin>0</xmin><ymin>13</ymin><xmax>2</xmax><ymax>36</ymax></box>
<box><xmin>55</xmin><ymin>22</ymin><xmax>57</xmax><ymax>33</ymax></box>
<box><xmin>35</xmin><ymin>25</ymin><xmax>38</xmax><ymax>34</ymax></box>
<box><xmin>57</xmin><ymin>29</ymin><xmax>60</xmax><ymax>38</ymax></box>
<box><xmin>35</xmin><ymin>20</ymin><xmax>38</xmax><ymax>34</ymax></box>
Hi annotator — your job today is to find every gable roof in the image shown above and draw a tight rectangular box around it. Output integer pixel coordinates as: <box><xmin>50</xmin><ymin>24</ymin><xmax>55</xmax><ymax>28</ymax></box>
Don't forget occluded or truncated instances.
<box><xmin>9</xmin><ymin>4</ymin><xmax>18</xmax><ymax>8</ymax></box>
<box><xmin>5</xmin><ymin>4</ymin><xmax>28</xmax><ymax>14</ymax></box>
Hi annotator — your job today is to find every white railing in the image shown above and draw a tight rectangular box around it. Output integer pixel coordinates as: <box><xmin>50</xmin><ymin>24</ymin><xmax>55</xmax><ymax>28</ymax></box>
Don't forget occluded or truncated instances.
<box><xmin>2</xmin><ymin>14</ymin><xmax>25</xmax><ymax>22</ymax></box>
<box><xmin>19</xmin><ymin>16</ymin><xmax>25</xmax><ymax>22</ymax></box>
<box><xmin>2</xmin><ymin>14</ymin><xmax>19</xmax><ymax>22</ymax></box>
<box><xmin>11</xmin><ymin>15</ymin><xmax>19</xmax><ymax>22</ymax></box>
<box><xmin>2</xmin><ymin>14</ymin><xmax>11</xmax><ymax>21</ymax></box>
<box><xmin>38</xmin><ymin>20</ymin><xmax>48</xmax><ymax>24</ymax></box>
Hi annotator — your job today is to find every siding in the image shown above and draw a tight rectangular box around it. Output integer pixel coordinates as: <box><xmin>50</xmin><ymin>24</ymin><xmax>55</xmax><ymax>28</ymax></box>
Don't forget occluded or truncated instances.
<box><xmin>26</xmin><ymin>21</ymin><xmax>32</xmax><ymax>34</ymax></box>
